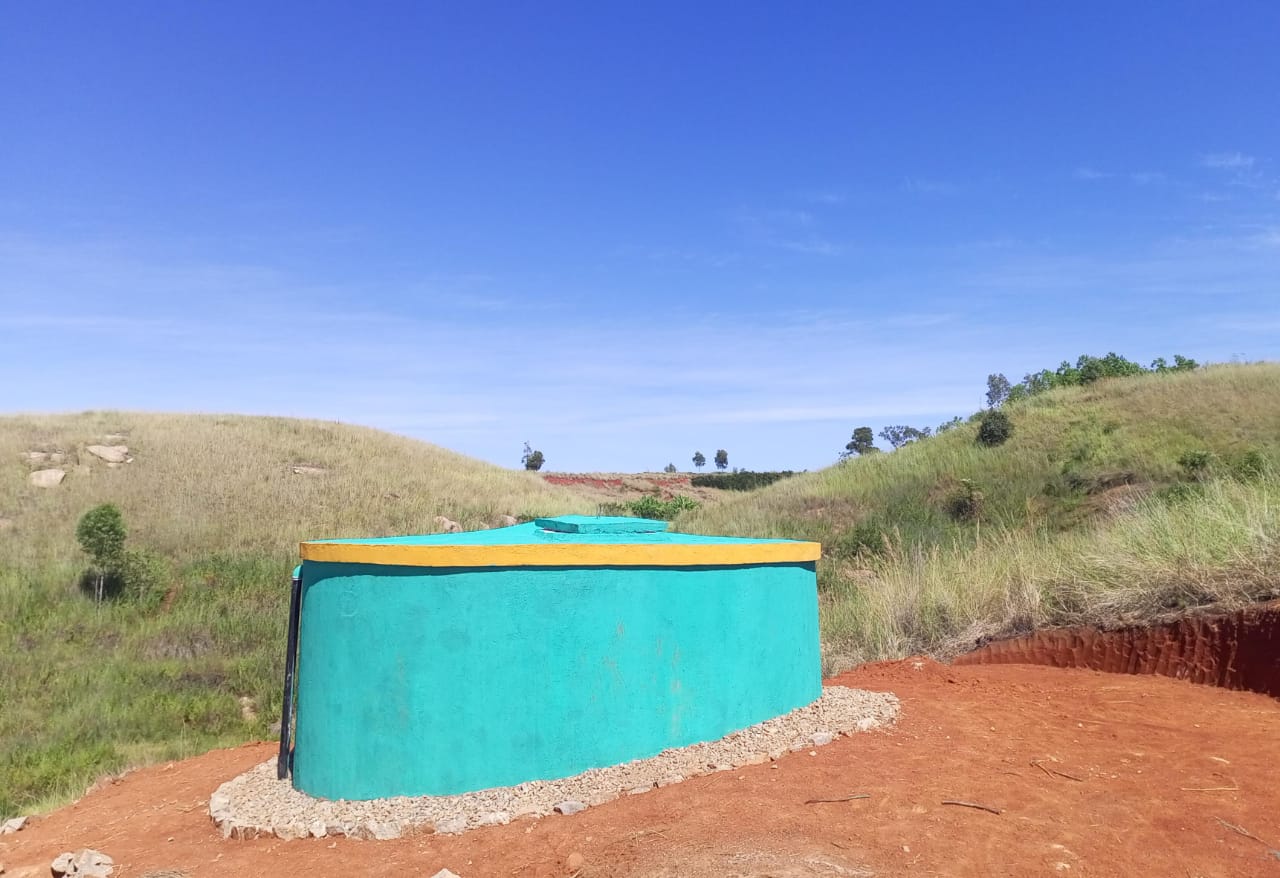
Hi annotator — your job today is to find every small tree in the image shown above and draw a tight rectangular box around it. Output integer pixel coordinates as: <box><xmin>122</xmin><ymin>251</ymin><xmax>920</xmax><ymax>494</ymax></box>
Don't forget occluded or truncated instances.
<box><xmin>692</xmin><ymin>451</ymin><xmax>706</xmax><ymax>470</ymax></box>
<box><xmin>663</xmin><ymin>463</ymin><xmax>677</xmax><ymax>473</ymax></box>
<box><xmin>879</xmin><ymin>425</ymin><xmax>931</xmax><ymax>450</ymax></box>
<box><xmin>976</xmin><ymin>409</ymin><xmax>1013</xmax><ymax>447</ymax></box>
<box><xmin>77</xmin><ymin>503</ymin><xmax>127</xmax><ymax>605</ymax></box>
<box><xmin>714</xmin><ymin>449</ymin><xmax>729</xmax><ymax>471</ymax></box>
<box><xmin>842</xmin><ymin>426</ymin><xmax>877</xmax><ymax>459</ymax></box>
<box><xmin>986</xmin><ymin>373</ymin><xmax>1011</xmax><ymax>408</ymax></box>
<box><xmin>521</xmin><ymin>442</ymin><xmax>545</xmax><ymax>472</ymax></box>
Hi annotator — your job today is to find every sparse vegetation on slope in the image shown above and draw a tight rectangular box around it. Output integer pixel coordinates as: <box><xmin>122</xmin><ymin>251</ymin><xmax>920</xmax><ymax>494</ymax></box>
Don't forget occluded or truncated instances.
<box><xmin>0</xmin><ymin>413</ymin><xmax>594</xmax><ymax>818</ymax></box>
<box><xmin>678</xmin><ymin>363</ymin><xmax>1280</xmax><ymax>668</ymax></box>
<box><xmin>0</xmin><ymin>412</ymin><xmax>591</xmax><ymax>566</ymax></box>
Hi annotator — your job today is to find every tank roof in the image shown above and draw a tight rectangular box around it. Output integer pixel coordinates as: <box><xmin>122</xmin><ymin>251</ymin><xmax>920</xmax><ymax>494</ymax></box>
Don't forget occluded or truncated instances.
<box><xmin>300</xmin><ymin>515</ymin><xmax>820</xmax><ymax>568</ymax></box>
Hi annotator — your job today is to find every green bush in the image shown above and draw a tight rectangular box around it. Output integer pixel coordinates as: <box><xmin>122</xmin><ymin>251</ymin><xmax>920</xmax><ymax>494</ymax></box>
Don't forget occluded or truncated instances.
<box><xmin>1177</xmin><ymin>449</ymin><xmax>1216</xmax><ymax>480</ymax></box>
<box><xmin>117</xmin><ymin>549</ymin><xmax>171</xmax><ymax>609</ymax></box>
<box><xmin>944</xmin><ymin>479</ymin><xmax>984</xmax><ymax>522</ymax></box>
<box><xmin>976</xmin><ymin>410</ymin><xmax>1013</xmax><ymax>447</ymax></box>
<box><xmin>690</xmin><ymin>471</ymin><xmax>796</xmax><ymax>491</ymax></box>
<box><xmin>622</xmin><ymin>494</ymin><xmax>699</xmax><ymax>520</ymax></box>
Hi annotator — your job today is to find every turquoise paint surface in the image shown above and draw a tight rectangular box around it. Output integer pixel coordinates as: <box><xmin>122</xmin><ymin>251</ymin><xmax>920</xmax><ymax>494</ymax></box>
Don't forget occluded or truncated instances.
<box><xmin>306</xmin><ymin>520</ymin><xmax>802</xmax><ymax>548</ymax></box>
<box><xmin>534</xmin><ymin>515</ymin><xmax>667</xmax><ymax>534</ymax></box>
<box><xmin>292</xmin><ymin>559</ymin><xmax>820</xmax><ymax>800</ymax></box>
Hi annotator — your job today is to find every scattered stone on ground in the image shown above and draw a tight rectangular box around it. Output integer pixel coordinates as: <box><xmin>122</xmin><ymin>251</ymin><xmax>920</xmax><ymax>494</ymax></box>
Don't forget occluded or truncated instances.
<box><xmin>85</xmin><ymin>445</ymin><xmax>129</xmax><ymax>464</ymax></box>
<box><xmin>1</xmin><ymin>816</ymin><xmax>27</xmax><ymax>834</ymax></box>
<box><xmin>50</xmin><ymin>849</ymin><xmax>113</xmax><ymax>878</ymax></box>
<box><xmin>27</xmin><ymin>469</ymin><xmax>65</xmax><ymax>488</ymax></box>
<box><xmin>291</xmin><ymin>466</ymin><xmax>326</xmax><ymax>475</ymax></box>
<box><xmin>209</xmin><ymin>686</ymin><xmax>899</xmax><ymax>840</ymax></box>
<box><xmin>566</xmin><ymin>852</ymin><xmax>585</xmax><ymax>872</ymax></box>
<box><xmin>433</xmin><ymin>516</ymin><xmax>463</xmax><ymax>533</ymax></box>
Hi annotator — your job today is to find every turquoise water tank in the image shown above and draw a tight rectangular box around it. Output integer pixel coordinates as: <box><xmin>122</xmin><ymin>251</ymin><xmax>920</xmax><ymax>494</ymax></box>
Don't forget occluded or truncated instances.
<box><xmin>289</xmin><ymin>515</ymin><xmax>820</xmax><ymax>800</ymax></box>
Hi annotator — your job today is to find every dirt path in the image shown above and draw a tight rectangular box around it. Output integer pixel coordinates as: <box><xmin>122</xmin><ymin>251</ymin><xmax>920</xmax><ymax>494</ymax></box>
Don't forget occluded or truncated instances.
<box><xmin>4</xmin><ymin>659</ymin><xmax>1279</xmax><ymax>877</ymax></box>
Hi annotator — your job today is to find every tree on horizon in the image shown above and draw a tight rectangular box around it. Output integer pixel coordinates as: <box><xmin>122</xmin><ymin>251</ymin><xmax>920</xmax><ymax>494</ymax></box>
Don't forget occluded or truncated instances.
<box><xmin>842</xmin><ymin>426</ymin><xmax>877</xmax><ymax>459</ymax></box>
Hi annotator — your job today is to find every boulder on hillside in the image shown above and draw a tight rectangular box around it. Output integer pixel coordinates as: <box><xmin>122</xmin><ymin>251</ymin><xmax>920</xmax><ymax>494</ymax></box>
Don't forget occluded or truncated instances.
<box><xmin>433</xmin><ymin>516</ymin><xmax>463</xmax><ymax>533</ymax></box>
<box><xmin>85</xmin><ymin>445</ymin><xmax>129</xmax><ymax>464</ymax></box>
<box><xmin>498</xmin><ymin>514</ymin><xmax>519</xmax><ymax>527</ymax></box>
<box><xmin>29</xmin><ymin>469</ymin><xmax>65</xmax><ymax>488</ymax></box>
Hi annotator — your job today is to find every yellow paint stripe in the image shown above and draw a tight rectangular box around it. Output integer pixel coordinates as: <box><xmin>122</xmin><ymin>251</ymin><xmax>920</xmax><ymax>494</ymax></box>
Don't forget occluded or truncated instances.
<box><xmin>299</xmin><ymin>540</ymin><xmax>821</xmax><ymax>568</ymax></box>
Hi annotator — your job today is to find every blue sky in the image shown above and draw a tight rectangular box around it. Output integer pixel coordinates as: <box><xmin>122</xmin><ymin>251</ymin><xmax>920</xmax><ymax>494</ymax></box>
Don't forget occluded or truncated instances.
<box><xmin>2</xmin><ymin>2</ymin><xmax>1278</xmax><ymax>472</ymax></box>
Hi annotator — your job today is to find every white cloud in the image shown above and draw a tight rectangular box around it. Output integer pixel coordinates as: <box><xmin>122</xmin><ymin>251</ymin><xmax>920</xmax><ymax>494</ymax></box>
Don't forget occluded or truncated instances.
<box><xmin>1202</xmin><ymin>152</ymin><xmax>1256</xmax><ymax>170</ymax></box>
<box><xmin>1074</xmin><ymin>167</ymin><xmax>1113</xmax><ymax>181</ymax></box>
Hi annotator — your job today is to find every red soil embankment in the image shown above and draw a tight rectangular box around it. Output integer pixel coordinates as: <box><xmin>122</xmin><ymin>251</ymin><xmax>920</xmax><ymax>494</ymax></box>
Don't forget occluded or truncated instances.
<box><xmin>955</xmin><ymin>602</ymin><xmax>1280</xmax><ymax>697</ymax></box>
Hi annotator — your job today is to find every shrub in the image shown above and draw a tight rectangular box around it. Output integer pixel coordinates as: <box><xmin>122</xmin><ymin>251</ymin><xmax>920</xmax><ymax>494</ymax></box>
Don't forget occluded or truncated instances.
<box><xmin>118</xmin><ymin>548</ymin><xmax>171</xmax><ymax>609</ymax></box>
<box><xmin>1177</xmin><ymin>449</ymin><xmax>1216</xmax><ymax>480</ymax></box>
<box><xmin>943</xmin><ymin>479</ymin><xmax>985</xmax><ymax>522</ymax></box>
<box><xmin>975</xmin><ymin>410</ymin><xmax>1013</xmax><ymax>447</ymax></box>
<box><xmin>623</xmin><ymin>494</ymin><xmax>699</xmax><ymax>520</ymax></box>
<box><xmin>690</xmin><ymin>471</ymin><xmax>796</xmax><ymax>491</ymax></box>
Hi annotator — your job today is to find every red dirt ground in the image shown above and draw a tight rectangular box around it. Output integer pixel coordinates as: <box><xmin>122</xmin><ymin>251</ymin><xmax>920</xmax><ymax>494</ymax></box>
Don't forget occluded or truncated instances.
<box><xmin>4</xmin><ymin>659</ymin><xmax>1279</xmax><ymax>878</ymax></box>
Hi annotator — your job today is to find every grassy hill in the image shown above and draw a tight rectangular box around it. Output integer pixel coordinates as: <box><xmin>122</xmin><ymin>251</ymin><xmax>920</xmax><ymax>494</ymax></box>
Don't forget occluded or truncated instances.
<box><xmin>0</xmin><ymin>413</ymin><xmax>593</xmax><ymax>817</ymax></box>
<box><xmin>679</xmin><ymin>362</ymin><xmax>1280</xmax><ymax>666</ymax></box>
<box><xmin>1</xmin><ymin>411</ymin><xmax>592</xmax><ymax>567</ymax></box>
<box><xmin>4</xmin><ymin>367</ymin><xmax>1279</xmax><ymax>818</ymax></box>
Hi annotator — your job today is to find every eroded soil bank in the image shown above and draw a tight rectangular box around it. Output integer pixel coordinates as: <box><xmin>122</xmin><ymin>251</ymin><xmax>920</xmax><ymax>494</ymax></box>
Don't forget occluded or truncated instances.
<box><xmin>955</xmin><ymin>601</ymin><xmax>1280</xmax><ymax>697</ymax></box>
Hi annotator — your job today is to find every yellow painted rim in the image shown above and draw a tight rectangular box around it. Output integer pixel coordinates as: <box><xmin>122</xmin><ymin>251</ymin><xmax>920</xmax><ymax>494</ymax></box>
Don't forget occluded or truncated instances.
<box><xmin>299</xmin><ymin>540</ymin><xmax>821</xmax><ymax>568</ymax></box>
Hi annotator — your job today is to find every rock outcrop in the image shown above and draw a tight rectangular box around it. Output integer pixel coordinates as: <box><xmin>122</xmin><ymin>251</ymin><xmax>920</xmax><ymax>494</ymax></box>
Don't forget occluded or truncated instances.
<box><xmin>85</xmin><ymin>445</ymin><xmax>130</xmax><ymax>464</ymax></box>
<box><xmin>28</xmin><ymin>469</ymin><xmax>65</xmax><ymax>488</ymax></box>
<box><xmin>50</xmin><ymin>849</ymin><xmax>113</xmax><ymax>878</ymax></box>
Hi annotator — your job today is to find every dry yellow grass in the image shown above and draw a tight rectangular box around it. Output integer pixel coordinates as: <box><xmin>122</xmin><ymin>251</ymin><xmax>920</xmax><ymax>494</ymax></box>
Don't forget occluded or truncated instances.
<box><xmin>0</xmin><ymin>411</ymin><xmax>595</xmax><ymax>565</ymax></box>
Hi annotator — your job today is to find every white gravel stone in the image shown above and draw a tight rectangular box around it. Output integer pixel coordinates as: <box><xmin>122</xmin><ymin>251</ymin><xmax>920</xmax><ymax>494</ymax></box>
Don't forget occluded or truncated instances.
<box><xmin>210</xmin><ymin>685</ymin><xmax>898</xmax><ymax>840</ymax></box>
<box><xmin>434</xmin><ymin>815</ymin><xmax>468</xmax><ymax>835</ymax></box>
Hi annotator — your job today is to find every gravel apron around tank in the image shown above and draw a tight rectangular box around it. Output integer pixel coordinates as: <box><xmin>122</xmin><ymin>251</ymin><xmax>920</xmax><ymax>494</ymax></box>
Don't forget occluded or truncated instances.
<box><xmin>211</xmin><ymin>685</ymin><xmax>899</xmax><ymax>840</ymax></box>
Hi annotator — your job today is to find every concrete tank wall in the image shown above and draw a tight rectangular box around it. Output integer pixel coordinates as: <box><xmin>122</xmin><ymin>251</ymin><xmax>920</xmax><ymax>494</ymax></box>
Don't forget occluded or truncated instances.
<box><xmin>292</xmin><ymin>560</ymin><xmax>820</xmax><ymax>800</ymax></box>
